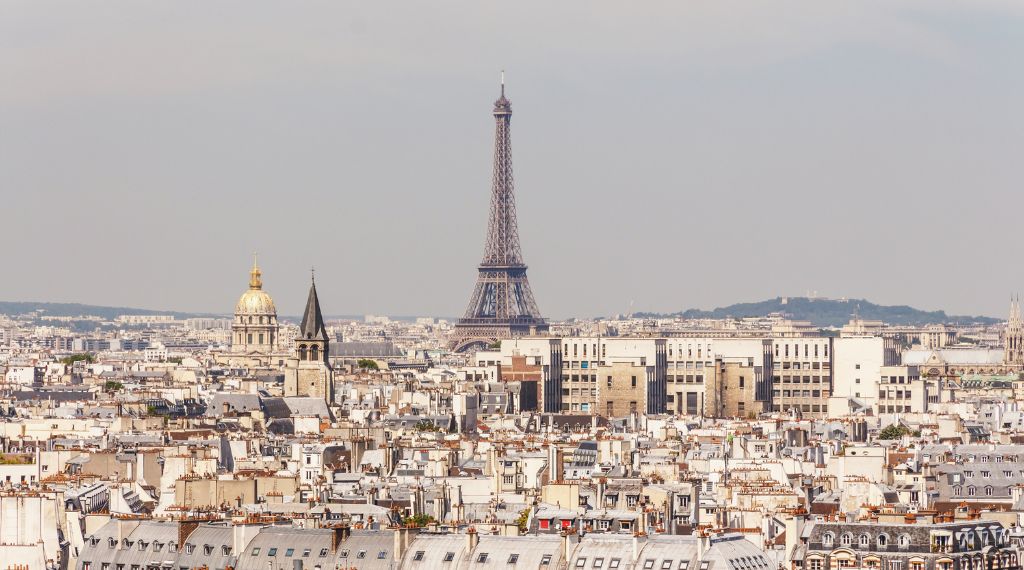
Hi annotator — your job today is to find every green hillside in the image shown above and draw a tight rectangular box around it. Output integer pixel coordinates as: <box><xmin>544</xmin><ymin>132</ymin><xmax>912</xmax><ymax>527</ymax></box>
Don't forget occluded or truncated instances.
<box><xmin>637</xmin><ymin>297</ymin><xmax>1000</xmax><ymax>327</ymax></box>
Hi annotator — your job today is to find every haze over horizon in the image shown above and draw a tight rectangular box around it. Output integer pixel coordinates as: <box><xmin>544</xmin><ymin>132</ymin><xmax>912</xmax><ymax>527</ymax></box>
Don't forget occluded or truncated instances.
<box><xmin>3</xmin><ymin>1</ymin><xmax>1022</xmax><ymax>318</ymax></box>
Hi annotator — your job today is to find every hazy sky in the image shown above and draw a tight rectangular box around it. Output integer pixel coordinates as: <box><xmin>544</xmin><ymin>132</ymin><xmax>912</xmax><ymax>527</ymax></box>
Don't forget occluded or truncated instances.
<box><xmin>2</xmin><ymin>2</ymin><xmax>1023</xmax><ymax>318</ymax></box>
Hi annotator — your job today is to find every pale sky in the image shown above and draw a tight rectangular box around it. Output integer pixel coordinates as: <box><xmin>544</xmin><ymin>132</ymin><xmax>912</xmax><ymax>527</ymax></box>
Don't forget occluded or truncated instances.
<box><xmin>2</xmin><ymin>1</ymin><xmax>1022</xmax><ymax>318</ymax></box>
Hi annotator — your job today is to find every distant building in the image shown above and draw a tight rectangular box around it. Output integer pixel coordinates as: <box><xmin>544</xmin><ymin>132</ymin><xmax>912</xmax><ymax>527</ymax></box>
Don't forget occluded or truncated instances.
<box><xmin>231</xmin><ymin>257</ymin><xmax>279</xmax><ymax>355</ymax></box>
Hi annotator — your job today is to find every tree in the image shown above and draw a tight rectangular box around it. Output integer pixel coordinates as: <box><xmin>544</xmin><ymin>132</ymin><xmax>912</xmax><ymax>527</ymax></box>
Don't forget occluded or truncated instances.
<box><xmin>402</xmin><ymin>513</ymin><xmax>435</xmax><ymax>527</ymax></box>
<box><xmin>103</xmin><ymin>381</ymin><xmax>124</xmax><ymax>392</ymax></box>
<box><xmin>357</xmin><ymin>359</ymin><xmax>379</xmax><ymax>371</ymax></box>
<box><xmin>61</xmin><ymin>353</ymin><xmax>95</xmax><ymax>365</ymax></box>
<box><xmin>489</xmin><ymin>341</ymin><xmax>502</xmax><ymax>349</ymax></box>
<box><xmin>414</xmin><ymin>420</ymin><xmax>439</xmax><ymax>432</ymax></box>
<box><xmin>516</xmin><ymin>508</ymin><xmax>531</xmax><ymax>533</ymax></box>
<box><xmin>878</xmin><ymin>424</ymin><xmax>913</xmax><ymax>440</ymax></box>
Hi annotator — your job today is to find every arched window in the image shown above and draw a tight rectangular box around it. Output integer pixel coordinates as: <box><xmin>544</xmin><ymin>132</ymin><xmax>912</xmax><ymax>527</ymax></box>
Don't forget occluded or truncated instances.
<box><xmin>877</xmin><ymin>534</ymin><xmax>889</xmax><ymax>548</ymax></box>
<box><xmin>985</xmin><ymin>486</ymin><xmax>993</xmax><ymax>496</ymax></box>
<box><xmin>859</xmin><ymin>534</ymin><xmax>870</xmax><ymax>548</ymax></box>
<box><xmin>299</xmin><ymin>345</ymin><xmax>307</xmax><ymax>360</ymax></box>
<box><xmin>248</xmin><ymin>316</ymin><xmax>253</xmax><ymax>324</ymax></box>
<box><xmin>899</xmin><ymin>535</ymin><xmax>911</xmax><ymax>548</ymax></box>
<box><xmin>953</xmin><ymin>486</ymin><xmax>962</xmax><ymax>496</ymax></box>
<box><xmin>310</xmin><ymin>345</ymin><xmax>319</xmax><ymax>361</ymax></box>
<box><xmin>841</xmin><ymin>533</ymin><xmax>853</xmax><ymax>547</ymax></box>
<box><xmin>968</xmin><ymin>486</ymin><xmax>976</xmax><ymax>496</ymax></box>
<box><xmin>822</xmin><ymin>533</ymin><xmax>835</xmax><ymax>548</ymax></box>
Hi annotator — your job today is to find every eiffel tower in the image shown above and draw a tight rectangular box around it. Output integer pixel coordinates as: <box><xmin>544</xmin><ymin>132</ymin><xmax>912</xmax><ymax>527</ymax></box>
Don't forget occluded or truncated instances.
<box><xmin>450</xmin><ymin>77</ymin><xmax>547</xmax><ymax>352</ymax></box>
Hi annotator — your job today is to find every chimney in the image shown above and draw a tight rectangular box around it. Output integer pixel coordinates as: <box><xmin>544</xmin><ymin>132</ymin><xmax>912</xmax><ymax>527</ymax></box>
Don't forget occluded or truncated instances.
<box><xmin>564</xmin><ymin>530</ymin><xmax>576</xmax><ymax>562</ymax></box>
<box><xmin>178</xmin><ymin>519</ymin><xmax>200</xmax><ymax>548</ymax></box>
<box><xmin>691</xmin><ymin>480</ymin><xmax>701</xmax><ymax>529</ymax></box>
<box><xmin>394</xmin><ymin>527</ymin><xmax>415</xmax><ymax>562</ymax></box>
<box><xmin>467</xmin><ymin>526</ymin><xmax>479</xmax><ymax>553</ymax></box>
<box><xmin>696</xmin><ymin>530</ymin><xmax>710</xmax><ymax>559</ymax></box>
<box><xmin>331</xmin><ymin>525</ymin><xmax>351</xmax><ymax>552</ymax></box>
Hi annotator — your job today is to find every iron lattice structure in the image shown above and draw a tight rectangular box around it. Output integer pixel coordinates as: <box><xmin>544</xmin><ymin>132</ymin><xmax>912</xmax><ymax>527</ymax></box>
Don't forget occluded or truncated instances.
<box><xmin>450</xmin><ymin>81</ymin><xmax>548</xmax><ymax>352</ymax></box>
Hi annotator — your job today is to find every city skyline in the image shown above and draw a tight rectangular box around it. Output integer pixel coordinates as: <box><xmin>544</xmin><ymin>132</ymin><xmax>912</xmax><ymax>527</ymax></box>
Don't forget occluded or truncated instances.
<box><xmin>3</xmin><ymin>2</ymin><xmax>1023</xmax><ymax>317</ymax></box>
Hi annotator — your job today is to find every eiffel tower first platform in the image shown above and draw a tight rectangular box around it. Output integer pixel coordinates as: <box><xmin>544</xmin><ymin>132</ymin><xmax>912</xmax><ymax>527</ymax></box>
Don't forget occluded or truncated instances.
<box><xmin>449</xmin><ymin>77</ymin><xmax>548</xmax><ymax>352</ymax></box>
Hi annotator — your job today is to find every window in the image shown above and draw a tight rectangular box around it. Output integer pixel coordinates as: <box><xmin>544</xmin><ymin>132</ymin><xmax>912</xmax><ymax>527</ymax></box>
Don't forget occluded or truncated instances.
<box><xmin>509</xmin><ymin>554</ymin><xmax>520</xmax><ymax>564</ymax></box>
<box><xmin>334</xmin><ymin>549</ymin><xmax>344</xmax><ymax>558</ymax></box>
<box><xmin>645</xmin><ymin>560</ymin><xmax>656</xmax><ymax>570</ymax></box>
<box><xmin>285</xmin><ymin>548</ymin><xmax>294</xmax><ymax>557</ymax></box>
<box><xmin>809</xmin><ymin>560</ymin><xmax>823</xmax><ymax>570</ymax></box>
<box><xmin>479</xmin><ymin>553</ymin><xmax>490</xmax><ymax>564</ymax></box>
<box><xmin>663</xmin><ymin>562</ymin><xmax>674</xmax><ymax>570</ymax></box>
<box><xmin>878</xmin><ymin>534</ymin><xmax>889</xmax><ymax>548</ymax></box>
<box><xmin>251</xmin><ymin>548</ymin><xmax>261</xmax><ymax>556</ymax></box>
<box><xmin>339</xmin><ymin>549</ymin><xmax>348</xmax><ymax>558</ymax></box>
<box><xmin>679</xmin><ymin>562</ymin><xmax>690</xmax><ymax>570</ymax></box>
<box><xmin>822</xmin><ymin>533</ymin><xmax>834</xmax><ymax>548</ymax></box>
<box><xmin>203</xmin><ymin>545</ymin><xmax>213</xmax><ymax>555</ymax></box>
<box><xmin>841</xmin><ymin>533</ymin><xmax>853</xmax><ymax>546</ymax></box>
<box><xmin>268</xmin><ymin>548</ymin><xmax>278</xmax><ymax>557</ymax></box>
<box><xmin>899</xmin><ymin>535</ymin><xmax>911</xmax><ymax>548</ymax></box>
<box><xmin>445</xmin><ymin>553</ymin><xmax>457</xmax><ymax>562</ymax></box>
<box><xmin>414</xmin><ymin>551</ymin><xmax>425</xmax><ymax>562</ymax></box>
<box><xmin>859</xmin><ymin>534</ymin><xmax>870</xmax><ymax>548</ymax></box>
<box><xmin>378</xmin><ymin>551</ymin><xmax>388</xmax><ymax>560</ymax></box>
<box><xmin>577</xmin><ymin>559</ymin><xmax>588</xmax><ymax>568</ymax></box>
<box><xmin>594</xmin><ymin>559</ymin><xmax>604</xmax><ymax>569</ymax></box>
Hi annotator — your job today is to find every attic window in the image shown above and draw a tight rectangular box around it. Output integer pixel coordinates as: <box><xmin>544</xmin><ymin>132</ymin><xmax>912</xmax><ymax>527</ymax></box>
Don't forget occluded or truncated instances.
<box><xmin>445</xmin><ymin>552</ymin><xmax>456</xmax><ymax>562</ymax></box>
<box><xmin>340</xmin><ymin>549</ymin><xmax>349</xmax><ymax>558</ymax></box>
<box><xmin>540</xmin><ymin>555</ymin><xmax>552</xmax><ymax>566</ymax></box>
<box><xmin>509</xmin><ymin>554</ymin><xmax>520</xmax><ymax>564</ymax></box>
<box><xmin>378</xmin><ymin>551</ymin><xmax>388</xmax><ymax>560</ymax></box>
<box><xmin>594</xmin><ymin>558</ymin><xmax>604</xmax><ymax>568</ymax></box>
<box><xmin>663</xmin><ymin>562</ymin><xmax>674</xmax><ymax>570</ymax></box>
<box><xmin>414</xmin><ymin>551</ymin><xmax>425</xmax><ymax>562</ymax></box>
<box><xmin>679</xmin><ymin>562</ymin><xmax>690</xmax><ymax>570</ymax></box>
<box><xmin>479</xmin><ymin>554</ymin><xmax>490</xmax><ymax>563</ymax></box>
<box><xmin>611</xmin><ymin>560</ymin><xmax>621</xmax><ymax>569</ymax></box>
<box><xmin>644</xmin><ymin>561</ymin><xmax>656</xmax><ymax>570</ymax></box>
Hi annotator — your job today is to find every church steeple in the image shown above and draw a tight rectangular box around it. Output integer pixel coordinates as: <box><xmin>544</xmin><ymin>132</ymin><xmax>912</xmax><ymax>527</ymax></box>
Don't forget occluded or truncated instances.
<box><xmin>1006</xmin><ymin>294</ymin><xmax>1023</xmax><ymax>366</ymax></box>
<box><xmin>300</xmin><ymin>272</ymin><xmax>328</xmax><ymax>342</ymax></box>
<box><xmin>295</xmin><ymin>272</ymin><xmax>329</xmax><ymax>366</ymax></box>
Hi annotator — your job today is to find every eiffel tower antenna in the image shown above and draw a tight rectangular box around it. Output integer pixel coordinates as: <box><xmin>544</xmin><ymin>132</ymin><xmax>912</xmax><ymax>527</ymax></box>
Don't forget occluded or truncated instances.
<box><xmin>450</xmin><ymin>76</ymin><xmax>547</xmax><ymax>352</ymax></box>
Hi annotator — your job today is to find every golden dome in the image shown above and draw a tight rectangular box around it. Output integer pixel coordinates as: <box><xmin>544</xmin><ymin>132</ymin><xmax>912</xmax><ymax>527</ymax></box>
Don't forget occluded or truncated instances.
<box><xmin>235</xmin><ymin>257</ymin><xmax>277</xmax><ymax>315</ymax></box>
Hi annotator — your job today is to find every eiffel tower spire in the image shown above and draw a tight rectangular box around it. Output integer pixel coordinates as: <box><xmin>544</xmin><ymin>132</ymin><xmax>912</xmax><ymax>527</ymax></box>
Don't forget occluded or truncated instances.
<box><xmin>450</xmin><ymin>76</ymin><xmax>547</xmax><ymax>352</ymax></box>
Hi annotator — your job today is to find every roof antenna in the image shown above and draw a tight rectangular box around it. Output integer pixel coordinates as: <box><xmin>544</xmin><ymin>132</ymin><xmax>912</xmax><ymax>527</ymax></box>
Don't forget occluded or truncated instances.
<box><xmin>311</xmin><ymin>266</ymin><xmax>316</xmax><ymax>284</ymax></box>
<box><xmin>501</xmin><ymin>70</ymin><xmax>505</xmax><ymax>97</ymax></box>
